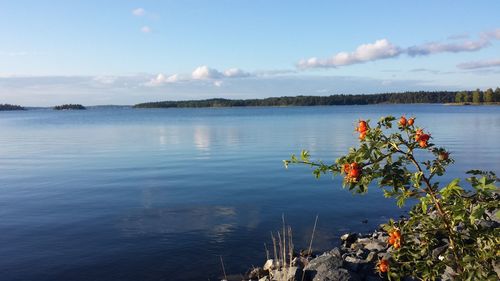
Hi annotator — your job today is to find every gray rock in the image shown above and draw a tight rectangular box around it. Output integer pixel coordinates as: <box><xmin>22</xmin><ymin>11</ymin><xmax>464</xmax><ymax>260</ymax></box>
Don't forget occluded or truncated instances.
<box><xmin>350</xmin><ymin>242</ymin><xmax>363</xmax><ymax>251</ymax></box>
<box><xmin>270</xmin><ymin>267</ymin><xmax>302</xmax><ymax>281</ymax></box>
<box><xmin>357</xmin><ymin>238</ymin><xmax>371</xmax><ymax>244</ymax></box>
<box><xmin>343</xmin><ymin>256</ymin><xmax>363</xmax><ymax>272</ymax></box>
<box><xmin>341</xmin><ymin>233</ymin><xmax>358</xmax><ymax>247</ymax></box>
<box><xmin>304</xmin><ymin>248</ymin><xmax>358</xmax><ymax>281</ymax></box>
<box><xmin>377</xmin><ymin>252</ymin><xmax>390</xmax><ymax>260</ymax></box>
<box><xmin>365</xmin><ymin>252</ymin><xmax>377</xmax><ymax>262</ymax></box>
<box><xmin>306</xmin><ymin>249</ymin><xmax>344</xmax><ymax>270</ymax></box>
<box><xmin>364</xmin><ymin>241</ymin><xmax>386</xmax><ymax>252</ymax></box>
<box><xmin>344</xmin><ymin>256</ymin><xmax>364</xmax><ymax>264</ymax></box>
<box><xmin>309</xmin><ymin>268</ymin><xmax>355</xmax><ymax>281</ymax></box>
<box><xmin>355</xmin><ymin>248</ymin><xmax>368</xmax><ymax>259</ymax></box>
<box><xmin>263</xmin><ymin>259</ymin><xmax>274</xmax><ymax>271</ymax></box>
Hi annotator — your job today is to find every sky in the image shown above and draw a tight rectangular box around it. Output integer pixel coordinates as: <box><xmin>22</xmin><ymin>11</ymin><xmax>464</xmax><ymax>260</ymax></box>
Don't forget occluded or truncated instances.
<box><xmin>0</xmin><ymin>0</ymin><xmax>499</xmax><ymax>106</ymax></box>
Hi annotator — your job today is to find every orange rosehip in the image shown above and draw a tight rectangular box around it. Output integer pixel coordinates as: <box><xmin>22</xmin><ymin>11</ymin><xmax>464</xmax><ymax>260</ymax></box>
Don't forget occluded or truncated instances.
<box><xmin>393</xmin><ymin>242</ymin><xmax>401</xmax><ymax>249</ymax></box>
<box><xmin>419</xmin><ymin>134</ymin><xmax>430</xmax><ymax>141</ymax></box>
<box><xmin>349</xmin><ymin>168</ymin><xmax>360</xmax><ymax>179</ymax></box>
<box><xmin>357</xmin><ymin>120</ymin><xmax>368</xmax><ymax>133</ymax></box>
<box><xmin>419</xmin><ymin>140</ymin><xmax>428</xmax><ymax>148</ymax></box>
<box><xmin>359</xmin><ymin>132</ymin><xmax>366</xmax><ymax>140</ymax></box>
<box><xmin>378</xmin><ymin>259</ymin><xmax>389</xmax><ymax>273</ymax></box>
<box><xmin>342</xmin><ymin>163</ymin><xmax>351</xmax><ymax>174</ymax></box>
<box><xmin>408</xmin><ymin>118</ymin><xmax>415</xmax><ymax>126</ymax></box>
<box><xmin>399</xmin><ymin>116</ymin><xmax>407</xmax><ymax>127</ymax></box>
<box><xmin>415</xmin><ymin>129</ymin><xmax>423</xmax><ymax>140</ymax></box>
<box><xmin>358</xmin><ymin>120</ymin><xmax>367</xmax><ymax>129</ymax></box>
<box><xmin>388</xmin><ymin>236</ymin><xmax>396</xmax><ymax>245</ymax></box>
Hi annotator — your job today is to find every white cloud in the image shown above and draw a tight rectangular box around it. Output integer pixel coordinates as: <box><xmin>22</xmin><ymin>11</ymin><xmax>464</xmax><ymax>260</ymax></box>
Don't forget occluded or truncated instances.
<box><xmin>298</xmin><ymin>39</ymin><xmax>402</xmax><ymax>69</ymax></box>
<box><xmin>132</xmin><ymin>8</ymin><xmax>146</xmax><ymax>16</ymax></box>
<box><xmin>146</xmin><ymin>73</ymin><xmax>180</xmax><ymax>86</ymax></box>
<box><xmin>192</xmin><ymin>66</ymin><xmax>223</xmax><ymax>80</ymax></box>
<box><xmin>298</xmin><ymin>28</ymin><xmax>500</xmax><ymax>69</ymax></box>
<box><xmin>141</xmin><ymin>26</ymin><xmax>152</xmax><ymax>33</ymax></box>
<box><xmin>406</xmin><ymin>39</ymin><xmax>490</xmax><ymax>56</ymax></box>
<box><xmin>481</xmin><ymin>28</ymin><xmax>500</xmax><ymax>40</ymax></box>
<box><xmin>145</xmin><ymin>66</ymin><xmax>254</xmax><ymax>87</ymax></box>
<box><xmin>457</xmin><ymin>59</ymin><xmax>500</xmax><ymax>69</ymax></box>
<box><xmin>223</xmin><ymin>68</ymin><xmax>251</xmax><ymax>78</ymax></box>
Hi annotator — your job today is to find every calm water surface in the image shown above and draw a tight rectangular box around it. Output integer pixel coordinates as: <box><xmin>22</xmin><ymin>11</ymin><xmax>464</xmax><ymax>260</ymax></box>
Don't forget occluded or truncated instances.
<box><xmin>0</xmin><ymin>105</ymin><xmax>499</xmax><ymax>280</ymax></box>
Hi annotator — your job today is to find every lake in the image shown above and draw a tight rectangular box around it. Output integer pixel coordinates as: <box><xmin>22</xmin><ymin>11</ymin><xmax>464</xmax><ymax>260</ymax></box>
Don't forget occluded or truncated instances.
<box><xmin>0</xmin><ymin>105</ymin><xmax>499</xmax><ymax>281</ymax></box>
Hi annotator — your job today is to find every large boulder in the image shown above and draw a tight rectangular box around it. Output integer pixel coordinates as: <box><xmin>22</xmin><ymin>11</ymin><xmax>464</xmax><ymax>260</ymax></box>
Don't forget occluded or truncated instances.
<box><xmin>304</xmin><ymin>248</ymin><xmax>359</xmax><ymax>281</ymax></box>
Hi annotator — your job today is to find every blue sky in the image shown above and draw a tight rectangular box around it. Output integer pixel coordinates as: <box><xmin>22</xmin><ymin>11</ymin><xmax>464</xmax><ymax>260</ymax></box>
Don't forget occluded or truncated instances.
<box><xmin>1</xmin><ymin>0</ymin><xmax>499</xmax><ymax>105</ymax></box>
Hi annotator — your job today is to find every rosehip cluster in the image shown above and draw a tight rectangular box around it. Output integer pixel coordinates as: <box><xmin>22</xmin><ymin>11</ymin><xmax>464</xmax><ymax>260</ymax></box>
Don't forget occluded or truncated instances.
<box><xmin>399</xmin><ymin>116</ymin><xmax>407</xmax><ymax>127</ymax></box>
<box><xmin>399</xmin><ymin>116</ymin><xmax>415</xmax><ymax>127</ymax></box>
<box><xmin>388</xmin><ymin>230</ymin><xmax>401</xmax><ymax>249</ymax></box>
<box><xmin>342</xmin><ymin>162</ymin><xmax>361</xmax><ymax>183</ymax></box>
<box><xmin>378</xmin><ymin>259</ymin><xmax>389</xmax><ymax>273</ymax></box>
<box><xmin>415</xmin><ymin>129</ymin><xmax>431</xmax><ymax>148</ymax></box>
<box><xmin>356</xmin><ymin>120</ymin><xmax>368</xmax><ymax>140</ymax></box>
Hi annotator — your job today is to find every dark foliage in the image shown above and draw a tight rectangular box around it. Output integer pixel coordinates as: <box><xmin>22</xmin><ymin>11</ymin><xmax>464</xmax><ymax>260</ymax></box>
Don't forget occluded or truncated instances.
<box><xmin>134</xmin><ymin>91</ymin><xmax>463</xmax><ymax>108</ymax></box>
<box><xmin>53</xmin><ymin>104</ymin><xmax>86</xmax><ymax>110</ymax></box>
<box><xmin>0</xmin><ymin>104</ymin><xmax>25</xmax><ymax>111</ymax></box>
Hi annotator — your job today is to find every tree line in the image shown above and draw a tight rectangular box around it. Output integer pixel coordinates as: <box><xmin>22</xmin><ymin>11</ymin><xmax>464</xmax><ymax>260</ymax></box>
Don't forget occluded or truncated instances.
<box><xmin>134</xmin><ymin>88</ymin><xmax>500</xmax><ymax>108</ymax></box>
<box><xmin>454</xmin><ymin>88</ymin><xmax>500</xmax><ymax>103</ymax></box>
<box><xmin>53</xmin><ymin>104</ymin><xmax>86</xmax><ymax>110</ymax></box>
<box><xmin>0</xmin><ymin>104</ymin><xmax>25</xmax><ymax>111</ymax></box>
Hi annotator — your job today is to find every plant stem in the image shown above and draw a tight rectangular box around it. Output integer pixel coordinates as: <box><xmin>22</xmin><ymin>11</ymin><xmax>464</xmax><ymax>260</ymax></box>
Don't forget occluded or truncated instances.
<box><xmin>406</xmin><ymin>153</ymin><xmax>462</xmax><ymax>272</ymax></box>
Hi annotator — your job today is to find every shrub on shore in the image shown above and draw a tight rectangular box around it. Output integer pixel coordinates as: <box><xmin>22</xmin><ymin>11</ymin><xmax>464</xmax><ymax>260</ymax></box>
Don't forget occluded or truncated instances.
<box><xmin>285</xmin><ymin>116</ymin><xmax>499</xmax><ymax>280</ymax></box>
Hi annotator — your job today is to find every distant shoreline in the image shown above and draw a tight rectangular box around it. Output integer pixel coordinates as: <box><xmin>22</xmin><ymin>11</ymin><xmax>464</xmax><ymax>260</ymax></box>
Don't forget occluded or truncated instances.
<box><xmin>2</xmin><ymin>89</ymin><xmax>499</xmax><ymax>110</ymax></box>
<box><xmin>134</xmin><ymin>90</ymin><xmax>500</xmax><ymax>109</ymax></box>
<box><xmin>444</xmin><ymin>102</ymin><xmax>500</xmax><ymax>106</ymax></box>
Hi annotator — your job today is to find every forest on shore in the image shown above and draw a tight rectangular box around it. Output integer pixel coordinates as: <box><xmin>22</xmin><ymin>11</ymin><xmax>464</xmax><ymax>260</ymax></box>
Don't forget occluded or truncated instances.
<box><xmin>0</xmin><ymin>104</ymin><xmax>25</xmax><ymax>111</ymax></box>
<box><xmin>134</xmin><ymin>88</ymin><xmax>500</xmax><ymax>108</ymax></box>
<box><xmin>2</xmin><ymin>88</ymin><xmax>499</xmax><ymax>110</ymax></box>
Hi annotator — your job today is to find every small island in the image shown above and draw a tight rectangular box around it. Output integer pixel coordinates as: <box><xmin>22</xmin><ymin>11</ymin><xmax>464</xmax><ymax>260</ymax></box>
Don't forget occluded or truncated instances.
<box><xmin>0</xmin><ymin>104</ymin><xmax>25</xmax><ymax>111</ymax></box>
<box><xmin>53</xmin><ymin>104</ymin><xmax>86</xmax><ymax>110</ymax></box>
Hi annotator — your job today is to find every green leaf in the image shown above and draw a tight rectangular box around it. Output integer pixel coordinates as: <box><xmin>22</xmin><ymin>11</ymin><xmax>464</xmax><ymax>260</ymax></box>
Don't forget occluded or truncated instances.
<box><xmin>300</xmin><ymin>150</ymin><xmax>310</xmax><ymax>161</ymax></box>
<box><xmin>470</xmin><ymin>205</ymin><xmax>485</xmax><ymax>224</ymax></box>
<box><xmin>420</xmin><ymin>199</ymin><xmax>427</xmax><ymax>213</ymax></box>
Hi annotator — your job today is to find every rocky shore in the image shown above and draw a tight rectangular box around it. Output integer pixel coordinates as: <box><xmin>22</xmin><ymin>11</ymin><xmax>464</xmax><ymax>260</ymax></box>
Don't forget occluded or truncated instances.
<box><xmin>240</xmin><ymin>213</ymin><xmax>500</xmax><ymax>281</ymax></box>
<box><xmin>243</xmin><ymin>228</ymin><xmax>393</xmax><ymax>281</ymax></box>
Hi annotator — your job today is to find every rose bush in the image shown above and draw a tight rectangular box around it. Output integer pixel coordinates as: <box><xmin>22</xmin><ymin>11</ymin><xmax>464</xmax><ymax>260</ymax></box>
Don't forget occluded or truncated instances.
<box><xmin>284</xmin><ymin>116</ymin><xmax>499</xmax><ymax>280</ymax></box>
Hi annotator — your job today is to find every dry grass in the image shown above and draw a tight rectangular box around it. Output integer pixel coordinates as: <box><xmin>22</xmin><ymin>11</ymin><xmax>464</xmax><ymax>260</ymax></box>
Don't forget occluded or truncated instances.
<box><xmin>267</xmin><ymin>214</ymin><xmax>318</xmax><ymax>281</ymax></box>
